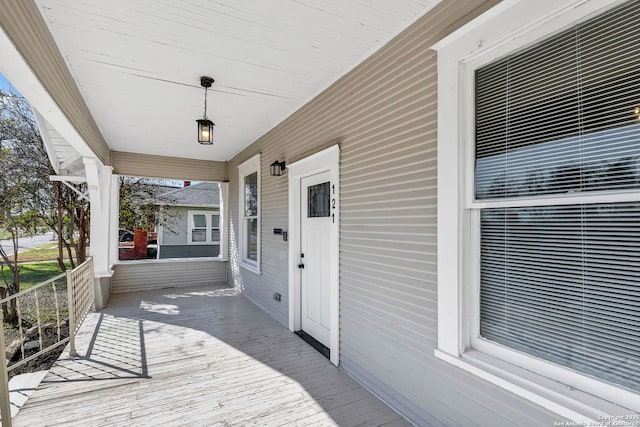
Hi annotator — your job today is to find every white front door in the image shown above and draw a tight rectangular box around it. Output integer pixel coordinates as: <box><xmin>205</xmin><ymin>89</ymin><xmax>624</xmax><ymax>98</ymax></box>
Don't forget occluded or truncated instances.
<box><xmin>299</xmin><ymin>170</ymin><xmax>332</xmax><ymax>347</ymax></box>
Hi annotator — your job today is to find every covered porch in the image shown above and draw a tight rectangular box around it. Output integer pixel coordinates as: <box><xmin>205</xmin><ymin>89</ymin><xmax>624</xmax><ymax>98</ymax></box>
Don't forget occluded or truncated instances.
<box><xmin>12</xmin><ymin>284</ymin><xmax>408</xmax><ymax>426</ymax></box>
<box><xmin>7</xmin><ymin>1</ymin><xmax>639</xmax><ymax>425</ymax></box>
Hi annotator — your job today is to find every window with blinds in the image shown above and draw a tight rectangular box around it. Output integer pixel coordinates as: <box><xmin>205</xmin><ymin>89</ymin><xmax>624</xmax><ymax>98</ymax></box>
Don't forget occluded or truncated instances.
<box><xmin>475</xmin><ymin>0</ymin><xmax>640</xmax><ymax>199</ymax></box>
<box><xmin>475</xmin><ymin>0</ymin><xmax>640</xmax><ymax>392</ymax></box>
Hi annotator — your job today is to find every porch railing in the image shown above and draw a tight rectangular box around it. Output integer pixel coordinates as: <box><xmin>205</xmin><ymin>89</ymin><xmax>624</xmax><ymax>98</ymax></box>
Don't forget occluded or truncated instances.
<box><xmin>67</xmin><ymin>258</ymin><xmax>95</xmax><ymax>356</ymax></box>
<box><xmin>0</xmin><ymin>257</ymin><xmax>94</xmax><ymax>427</ymax></box>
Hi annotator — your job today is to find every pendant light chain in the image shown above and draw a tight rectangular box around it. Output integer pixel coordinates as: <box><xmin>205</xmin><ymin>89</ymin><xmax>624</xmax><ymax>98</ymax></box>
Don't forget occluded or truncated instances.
<box><xmin>203</xmin><ymin>86</ymin><xmax>209</xmax><ymax>120</ymax></box>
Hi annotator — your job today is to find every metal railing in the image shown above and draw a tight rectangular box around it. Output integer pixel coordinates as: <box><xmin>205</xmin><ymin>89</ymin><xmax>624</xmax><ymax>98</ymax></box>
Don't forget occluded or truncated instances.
<box><xmin>0</xmin><ymin>258</ymin><xmax>94</xmax><ymax>427</ymax></box>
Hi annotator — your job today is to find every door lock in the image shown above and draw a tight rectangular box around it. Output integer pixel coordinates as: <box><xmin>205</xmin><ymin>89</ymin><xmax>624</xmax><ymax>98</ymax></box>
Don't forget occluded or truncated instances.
<box><xmin>298</xmin><ymin>263</ymin><xmax>305</xmax><ymax>269</ymax></box>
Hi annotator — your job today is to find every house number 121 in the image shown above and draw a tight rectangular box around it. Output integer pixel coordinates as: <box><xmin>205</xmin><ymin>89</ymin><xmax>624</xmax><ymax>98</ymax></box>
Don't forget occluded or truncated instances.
<box><xmin>331</xmin><ymin>184</ymin><xmax>336</xmax><ymax>223</ymax></box>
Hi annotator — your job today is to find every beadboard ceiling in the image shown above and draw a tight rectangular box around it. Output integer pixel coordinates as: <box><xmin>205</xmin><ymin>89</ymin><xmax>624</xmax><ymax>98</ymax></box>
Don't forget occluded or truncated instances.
<box><xmin>35</xmin><ymin>0</ymin><xmax>439</xmax><ymax>161</ymax></box>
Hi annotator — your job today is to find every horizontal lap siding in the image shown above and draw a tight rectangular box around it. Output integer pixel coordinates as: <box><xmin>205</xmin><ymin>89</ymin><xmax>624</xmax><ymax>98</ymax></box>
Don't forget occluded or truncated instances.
<box><xmin>158</xmin><ymin>245</ymin><xmax>219</xmax><ymax>259</ymax></box>
<box><xmin>111</xmin><ymin>260</ymin><xmax>227</xmax><ymax>293</ymax></box>
<box><xmin>227</xmin><ymin>162</ymin><xmax>290</xmax><ymax>327</ymax></box>
<box><xmin>228</xmin><ymin>0</ymin><xmax>558</xmax><ymax>425</ymax></box>
<box><xmin>111</xmin><ymin>151</ymin><xmax>228</xmax><ymax>182</ymax></box>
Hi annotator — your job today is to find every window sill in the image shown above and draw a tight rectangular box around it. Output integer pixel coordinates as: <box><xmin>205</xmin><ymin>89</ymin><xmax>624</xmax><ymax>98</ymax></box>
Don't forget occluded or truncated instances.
<box><xmin>434</xmin><ymin>349</ymin><xmax>637</xmax><ymax>424</ymax></box>
<box><xmin>240</xmin><ymin>262</ymin><xmax>260</xmax><ymax>275</ymax></box>
<box><xmin>116</xmin><ymin>257</ymin><xmax>226</xmax><ymax>265</ymax></box>
<box><xmin>185</xmin><ymin>242</ymin><xmax>221</xmax><ymax>246</ymax></box>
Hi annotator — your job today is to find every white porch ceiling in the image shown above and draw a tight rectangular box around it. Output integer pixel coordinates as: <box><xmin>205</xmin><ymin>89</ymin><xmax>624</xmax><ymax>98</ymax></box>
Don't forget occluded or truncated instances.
<box><xmin>35</xmin><ymin>0</ymin><xmax>439</xmax><ymax>162</ymax></box>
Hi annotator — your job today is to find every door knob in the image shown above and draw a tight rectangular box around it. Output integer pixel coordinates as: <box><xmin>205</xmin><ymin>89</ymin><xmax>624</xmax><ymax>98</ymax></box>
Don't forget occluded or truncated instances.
<box><xmin>298</xmin><ymin>263</ymin><xmax>305</xmax><ymax>269</ymax></box>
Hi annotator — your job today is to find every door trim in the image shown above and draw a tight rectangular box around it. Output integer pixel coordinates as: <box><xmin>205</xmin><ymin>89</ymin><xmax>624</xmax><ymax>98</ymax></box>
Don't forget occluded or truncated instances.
<box><xmin>288</xmin><ymin>144</ymin><xmax>340</xmax><ymax>366</ymax></box>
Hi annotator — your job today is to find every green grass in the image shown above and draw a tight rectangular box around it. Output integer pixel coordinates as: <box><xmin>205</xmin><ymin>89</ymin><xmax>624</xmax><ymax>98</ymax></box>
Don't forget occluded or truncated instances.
<box><xmin>17</xmin><ymin>242</ymin><xmax>80</xmax><ymax>263</ymax></box>
<box><xmin>0</xmin><ymin>261</ymin><xmax>70</xmax><ymax>290</ymax></box>
<box><xmin>19</xmin><ymin>261</ymin><xmax>70</xmax><ymax>288</ymax></box>
<box><xmin>0</xmin><ymin>242</ymin><xmax>78</xmax><ymax>290</ymax></box>
<box><xmin>18</xmin><ymin>242</ymin><xmax>60</xmax><ymax>262</ymax></box>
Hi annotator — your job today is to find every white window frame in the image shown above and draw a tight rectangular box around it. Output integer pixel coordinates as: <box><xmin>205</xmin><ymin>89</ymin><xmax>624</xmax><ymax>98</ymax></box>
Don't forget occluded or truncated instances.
<box><xmin>238</xmin><ymin>154</ymin><xmax>261</xmax><ymax>274</ymax></box>
<box><xmin>187</xmin><ymin>210</ymin><xmax>220</xmax><ymax>245</ymax></box>
<box><xmin>433</xmin><ymin>0</ymin><xmax>640</xmax><ymax>420</ymax></box>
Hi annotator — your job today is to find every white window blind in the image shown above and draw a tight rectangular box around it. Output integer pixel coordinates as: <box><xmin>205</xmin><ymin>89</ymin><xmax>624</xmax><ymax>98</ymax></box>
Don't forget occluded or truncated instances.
<box><xmin>475</xmin><ymin>0</ymin><xmax>640</xmax><ymax>199</ymax></box>
<box><xmin>481</xmin><ymin>203</ymin><xmax>640</xmax><ymax>392</ymax></box>
<box><xmin>476</xmin><ymin>0</ymin><xmax>640</xmax><ymax>393</ymax></box>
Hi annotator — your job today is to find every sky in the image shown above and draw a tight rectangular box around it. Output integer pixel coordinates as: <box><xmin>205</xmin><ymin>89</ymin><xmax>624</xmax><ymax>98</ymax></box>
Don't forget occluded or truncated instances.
<box><xmin>0</xmin><ymin>72</ymin><xmax>19</xmax><ymax>94</ymax></box>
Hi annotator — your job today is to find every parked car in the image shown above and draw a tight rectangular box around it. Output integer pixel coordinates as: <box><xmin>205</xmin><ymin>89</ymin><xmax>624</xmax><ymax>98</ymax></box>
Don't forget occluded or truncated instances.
<box><xmin>118</xmin><ymin>229</ymin><xmax>134</xmax><ymax>242</ymax></box>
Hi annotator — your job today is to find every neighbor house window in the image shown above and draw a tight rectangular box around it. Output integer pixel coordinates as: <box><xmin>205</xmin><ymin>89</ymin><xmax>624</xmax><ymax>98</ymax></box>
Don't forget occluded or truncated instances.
<box><xmin>188</xmin><ymin>211</ymin><xmax>220</xmax><ymax>245</ymax></box>
<box><xmin>238</xmin><ymin>154</ymin><xmax>260</xmax><ymax>272</ymax></box>
<box><xmin>435</xmin><ymin>0</ymin><xmax>640</xmax><ymax>414</ymax></box>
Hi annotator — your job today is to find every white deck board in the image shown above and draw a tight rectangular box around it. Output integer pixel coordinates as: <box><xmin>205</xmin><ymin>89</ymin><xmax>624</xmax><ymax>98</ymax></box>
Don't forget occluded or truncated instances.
<box><xmin>13</xmin><ymin>285</ymin><xmax>409</xmax><ymax>426</ymax></box>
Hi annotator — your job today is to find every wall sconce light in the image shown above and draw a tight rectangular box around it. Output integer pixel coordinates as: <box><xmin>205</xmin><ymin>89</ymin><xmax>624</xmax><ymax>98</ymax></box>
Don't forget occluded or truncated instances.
<box><xmin>270</xmin><ymin>160</ymin><xmax>286</xmax><ymax>176</ymax></box>
<box><xmin>196</xmin><ymin>76</ymin><xmax>215</xmax><ymax>145</ymax></box>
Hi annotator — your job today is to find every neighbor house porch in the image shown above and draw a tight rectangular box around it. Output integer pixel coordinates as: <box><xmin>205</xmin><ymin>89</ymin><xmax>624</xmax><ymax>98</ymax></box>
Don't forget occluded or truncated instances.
<box><xmin>12</xmin><ymin>284</ymin><xmax>408</xmax><ymax>427</ymax></box>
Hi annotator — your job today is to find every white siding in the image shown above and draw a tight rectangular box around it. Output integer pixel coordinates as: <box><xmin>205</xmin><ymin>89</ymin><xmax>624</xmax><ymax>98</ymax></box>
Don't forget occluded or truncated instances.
<box><xmin>228</xmin><ymin>0</ymin><xmax>561</xmax><ymax>425</ymax></box>
<box><xmin>228</xmin><ymin>159</ymin><xmax>289</xmax><ymax>326</ymax></box>
<box><xmin>162</xmin><ymin>209</ymin><xmax>189</xmax><ymax>245</ymax></box>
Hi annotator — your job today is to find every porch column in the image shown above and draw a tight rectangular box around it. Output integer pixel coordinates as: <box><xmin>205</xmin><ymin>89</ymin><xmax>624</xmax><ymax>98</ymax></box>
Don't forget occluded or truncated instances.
<box><xmin>219</xmin><ymin>181</ymin><xmax>229</xmax><ymax>261</ymax></box>
<box><xmin>83</xmin><ymin>157</ymin><xmax>114</xmax><ymax>309</ymax></box>
<box><xmin>109</xmin><ymin>175</ymin><xmax>120</xmax><ymax>267</ymax></box>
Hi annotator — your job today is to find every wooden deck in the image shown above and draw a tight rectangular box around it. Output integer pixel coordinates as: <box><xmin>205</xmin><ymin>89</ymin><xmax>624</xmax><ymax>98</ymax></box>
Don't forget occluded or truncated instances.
<box><xmin>13</xmin><ymin>285</ymin><xmax>410</xmax><ymax>426</ymax></box>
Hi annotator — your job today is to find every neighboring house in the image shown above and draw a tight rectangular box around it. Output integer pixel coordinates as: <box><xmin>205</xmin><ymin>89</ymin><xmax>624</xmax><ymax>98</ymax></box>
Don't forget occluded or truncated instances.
<box><xmin>2</xmin><ymin>0</ymin><xmax>639</xmax><ymax>426</ymax></box>
<box><xmin>156</xmin><ymin>182</ymin><xmax>221</xmax><ymax>259</ymax></box>
<box><xmin>117</xmin><ymin>180</ymin><xmax>179</xmax><ymax>261</ymax></box>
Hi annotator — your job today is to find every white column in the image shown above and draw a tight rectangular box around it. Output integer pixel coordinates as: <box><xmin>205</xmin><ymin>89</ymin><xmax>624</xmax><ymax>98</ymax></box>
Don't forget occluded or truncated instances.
<box><xmin>83</xmin><ymin>157</ymin><xmax>114</xmax><ymax>309</ymax></box>
<box><xmin>219</xmin><ymin>182</ymin><xmax>229</xmax><ymax>261</ymax></box>
<box><xmin>109</xmin><ymin>175</ymin><xmax>120</xmax><ymax>267</ymax></box>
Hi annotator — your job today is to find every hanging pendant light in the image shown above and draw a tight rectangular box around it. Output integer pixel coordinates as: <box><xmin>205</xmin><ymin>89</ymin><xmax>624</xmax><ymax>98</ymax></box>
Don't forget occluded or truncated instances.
<box><xmin>196</xmin><ymin>76</ymin><xmax>215</xmax><ymax>145</ymax></box>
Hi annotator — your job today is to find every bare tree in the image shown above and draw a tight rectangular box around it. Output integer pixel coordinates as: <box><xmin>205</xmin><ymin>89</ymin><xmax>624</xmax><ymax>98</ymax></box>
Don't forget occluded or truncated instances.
<box><xmin>0</xmin><ymin>88</ymin><xmax>92</xmax><ymax>275</ymax></box>
<box><xmin>38</xmin><ymin>180</ymin><xmax>90</xmax><ymax>270</ymax></box>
